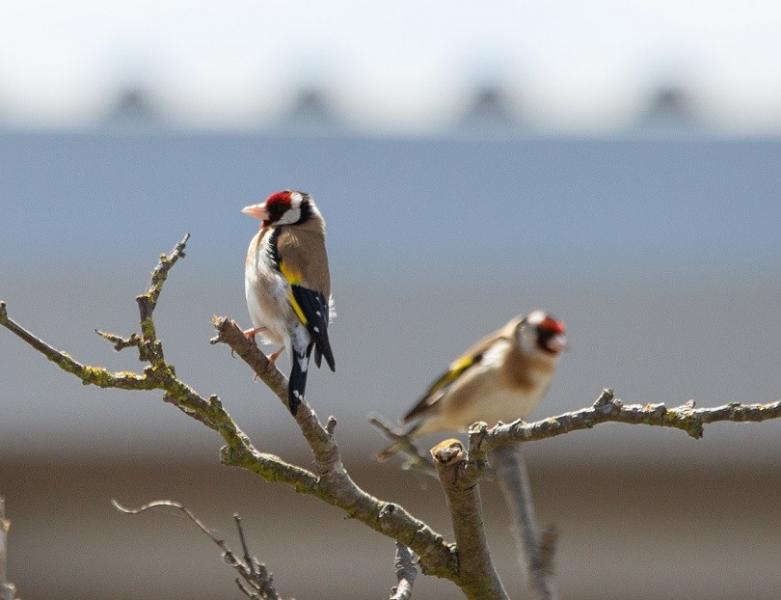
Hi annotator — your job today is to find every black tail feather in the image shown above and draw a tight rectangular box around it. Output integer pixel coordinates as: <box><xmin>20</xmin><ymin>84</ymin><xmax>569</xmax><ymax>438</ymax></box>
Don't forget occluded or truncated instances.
<box><xmin>314</xmin><ymin>346</ymin><xmax>322</xmax><ymax>368</ymax></box>
<box><xmin>319</xmin><ymin>332</ymin><xmax>335</xmax><ymax>372</ymax></box>
<box><xmin>288</xmin><ymin>345</ymin><xmax>313</xmax><ymax>415</ymax></box>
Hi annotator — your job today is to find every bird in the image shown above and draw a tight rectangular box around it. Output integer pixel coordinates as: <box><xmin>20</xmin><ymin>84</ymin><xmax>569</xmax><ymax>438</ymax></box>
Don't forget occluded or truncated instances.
<box><xmin>242</xmin><ymin>189</ymin><xmax>335</xmax><ymax>415</ymax></box>
<box><xmin>379</xmin><ymin>310</ymin><xmax>566</xmax><ymax>459</ymax></box>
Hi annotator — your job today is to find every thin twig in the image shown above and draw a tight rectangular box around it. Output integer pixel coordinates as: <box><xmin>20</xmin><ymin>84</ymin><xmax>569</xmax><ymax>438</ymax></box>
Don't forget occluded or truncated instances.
<box><xmin>0</xmin><ymin>497</ymin><xmax>18</xmax><ymax>600</ymax></box>
<box><xmin>389</xmin><ymin>542</ymin><xmax>417</xmax><ymax>600</ymax></box>
<box><xmin>325</xmin><ymin>415</ymin><xmax>338</xmax><ymax>435</ymax></box>
<box><xmin>369</xmin><ymin>414</ymin><xmax>436</xmax><ymax>477</ymax></box>
<box><xmin>112</xmin><ymin>499</ymin><xmax>283</xmax><ymax>600</ymax></box>
<box><xmin>136</xmin><ymin>232</ymin><xmax>190</xmax><ymax>367</ymax></box>
<box><xmin>94</xmin><ymin>329</ymin><xmax>142</xmax><ymax>352</ymax></box>
<box><xmin>491</xmin><ymin>446</ymin><xmax>558</xmax><ymax>600</ymax></box>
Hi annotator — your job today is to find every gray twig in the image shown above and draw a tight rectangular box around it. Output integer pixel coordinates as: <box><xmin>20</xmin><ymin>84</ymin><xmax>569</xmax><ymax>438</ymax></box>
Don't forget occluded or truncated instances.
<box><xmin>0</xmin><ymin>497</ymin><xmax>18</xmax><ymax>600</ymax></box>
<box><xmin>325</xmin><ymin>415</ymin><xmax>338</xmax><ymax>435</ymax></box>
<box><xmin>369</xmin><ymin>414</ymin><xmax>436</xmax><ymax>477</ymax></box>
<box><xmin>112</xmin><ymin>499</ymin><xmax>284</xmax><ymax>600</ymax></box>
<box><xmin>491</xmin><ymin>446</ymin><xmax>558</xmax><ymax>600</ymax></box>
<box><xmin>94</xmin><ymin>329</ymin><xmax>142</xmax><ymax>352</ymax></box>
<box><xmin>389</xmin><ymin>542</ymin><xmax>417</xmax><ymax>600</ymax></box>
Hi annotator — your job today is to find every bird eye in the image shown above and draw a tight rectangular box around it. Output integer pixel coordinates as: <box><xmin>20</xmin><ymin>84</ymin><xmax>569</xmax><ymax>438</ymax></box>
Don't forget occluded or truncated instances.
<box><xmin>266</xmin><ymin>202</ymin><xmax>288</xmax><ymax>222</ymax></box>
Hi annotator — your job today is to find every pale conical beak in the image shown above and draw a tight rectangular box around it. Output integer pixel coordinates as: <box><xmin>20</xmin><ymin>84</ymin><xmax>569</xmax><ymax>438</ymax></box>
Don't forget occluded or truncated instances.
<box><xmin>547</xmin><ymin>334</ymin><xmax>568</xmax><ymax>353</ymax></box>
<box><xmin>241</xmin><ymin>203</ymin><xmax>269</xmax><ymax>221</ymax></box>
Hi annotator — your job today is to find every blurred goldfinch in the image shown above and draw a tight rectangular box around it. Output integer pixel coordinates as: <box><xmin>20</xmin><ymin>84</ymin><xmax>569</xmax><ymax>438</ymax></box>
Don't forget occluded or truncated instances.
<box><xmin>381</xmin><ymin>311</ymin><xmax>565</xmax><ymax>458</ymax></box>
<box><xmin>242</xmin><ymin>190</ymin><xmax>335</xmax><ymax>415</ymax></box>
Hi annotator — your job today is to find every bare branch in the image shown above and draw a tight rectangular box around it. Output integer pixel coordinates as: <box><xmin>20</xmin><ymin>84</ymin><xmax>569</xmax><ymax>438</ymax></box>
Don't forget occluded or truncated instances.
<box><xmin>325</xmin><ymin>415</ymin><xmax>338</xmax><ymax>435</ymax></box>
<box><xmin>0</xmin><ymin>242</ymin><xmax>317</xmax><ymax>539</ymax></box>
<box><xmin>137</xmin><ymin>232</ymin><xmax>190</xmax><ymax>323</ymax></box>
<box><xmin>209</xmin><ymin>316</ymin><xmax>458</xmax><ymax>580</ymax></box>
<box><xmin>113</xmin><ymin>499</ymin><xmax>283</xmax><ymax>600</ymax></box>
<box><xmin>389</xmin><ymin>542</ymin><xmax>417</xmax><ymax>600</ymax></box>
<box><xmin>431</xmin><ymin>439</ymin><xmax>508</xmax><ymax>600</ymax></box>
<box><xmin>94</xmin><ymin>329</ymin><xmax>142</xmax><ymax>352</ymax></box>
<box><xmin>0</xmin><ymin>238</ymin><xmax>458</xmax><ymax>584</ymax></box>
<box><xmin>470</xmin><ymin>389</ymin><xmax>781</xmax><ymax>457</ymax></box>
<box><xmin>491</xmin><ymin>446</ymin><xmax>558</xmax><ymax>600</ymax></box>
<box><xmin>210</xmin><ymin>317</ymin><xmax>337</xmax><ymax>468</ymax></box>
<box><xmin>0</xmin><ymin>497</ymin><xmax>18</xmax><ymax>600</ymax></box>
<box><xmin>369</xmin><ymin>414</ymin><xmax>436</xmax><ymax>477</ymax></box>
<box><xmin>0</xmin><ymin>301</ymin><xmax>155</xmax><ymax>390</ymax></box>
<box><xmin>134</xmin><ymin>232</ymin><xmax>189</xmax><ymax>366</ymax></box>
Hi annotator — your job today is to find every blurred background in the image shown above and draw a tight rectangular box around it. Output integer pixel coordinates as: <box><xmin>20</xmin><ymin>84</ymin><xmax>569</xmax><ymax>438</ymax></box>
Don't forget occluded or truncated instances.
<box><xmin>1</xmin><ymin>2</ymin><xmax>781</xmax><ymax>599</ymax></box>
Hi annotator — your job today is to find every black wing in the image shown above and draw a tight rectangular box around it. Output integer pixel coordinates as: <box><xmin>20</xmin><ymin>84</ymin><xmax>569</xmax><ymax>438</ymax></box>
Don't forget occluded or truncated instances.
<box><xmin>290</xmin><ymin>284</ymin><xmax>335</xmax><ymax>372</ymax></box>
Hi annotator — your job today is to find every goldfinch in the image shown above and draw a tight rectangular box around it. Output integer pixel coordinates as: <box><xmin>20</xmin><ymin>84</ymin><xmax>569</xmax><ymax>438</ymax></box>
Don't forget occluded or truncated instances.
<box><xmin>388</xmin><ymin>311</ymin><xmax>566</xmax><ymax>451</ymax></box>
<box><xmin>242</xmin><ymin>190</ymin><xmax>335</xmax><ymax>415</ymax></box>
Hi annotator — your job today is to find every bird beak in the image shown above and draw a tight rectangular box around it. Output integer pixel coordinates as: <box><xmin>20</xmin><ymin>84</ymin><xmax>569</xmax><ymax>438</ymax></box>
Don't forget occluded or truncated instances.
<box><xmin>547</xmin><ymin>334</ymin><xmax>568</xmax><ymax>353</ymax></box>
<box><xmin>241</xmin><ymin>203</ymin><xmax>269</xmax><ymax>221</ymax></box>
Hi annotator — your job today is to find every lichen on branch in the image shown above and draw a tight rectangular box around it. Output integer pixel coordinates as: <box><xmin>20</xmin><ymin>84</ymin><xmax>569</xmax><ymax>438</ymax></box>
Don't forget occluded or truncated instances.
<box><xmin>0</xmin><ymin>236</ymin><xmax>459</xmax><ymax>585</ymax></box>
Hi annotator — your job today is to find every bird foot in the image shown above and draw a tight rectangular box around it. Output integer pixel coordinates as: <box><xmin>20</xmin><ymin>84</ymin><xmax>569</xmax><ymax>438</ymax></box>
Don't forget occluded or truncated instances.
<box><xmin>243</xmin><ymin>326</ymin><xmax>266</xmax><ymax>344</ymax></box>
<box><xmin>266</xmin><ymin>347</ymin><xmax>283</xmax><ymax>367</ymax></box>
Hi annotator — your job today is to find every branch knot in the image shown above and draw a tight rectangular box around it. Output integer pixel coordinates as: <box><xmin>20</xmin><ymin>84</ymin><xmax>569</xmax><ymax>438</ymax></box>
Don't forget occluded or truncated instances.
<box><xmin>592</xmin><ymin>388</ymin><xmax>621</xmax><ymax>415</ymax></box>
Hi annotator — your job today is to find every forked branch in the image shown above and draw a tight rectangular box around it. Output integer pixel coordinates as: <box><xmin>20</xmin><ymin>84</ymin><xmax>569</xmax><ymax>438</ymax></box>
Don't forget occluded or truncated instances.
<box><xmin>431</xmin><ymin>439</ymin><xmax>508</xmax><ymax>600</ymax></box>
<box><xmin>0</xmin><ymin>237</ymin><xmax>458</xmax><ymax>586</ymax></box>
<box><xmin>113</xmin><ymin>499</ymin><xmax>284</xmax><ymax>600</ymax></box>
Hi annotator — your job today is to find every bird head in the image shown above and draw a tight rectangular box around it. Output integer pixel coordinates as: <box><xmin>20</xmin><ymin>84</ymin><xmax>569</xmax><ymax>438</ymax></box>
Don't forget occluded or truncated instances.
<box><xmin>516</xmin><ymin>310</ymin><xmax>567</xmax><ymax>357</ymax></box>
<box><xmin>242</xmin><ymin>190</ymin><xmax>313</xmax><ymax>227</ymax></box>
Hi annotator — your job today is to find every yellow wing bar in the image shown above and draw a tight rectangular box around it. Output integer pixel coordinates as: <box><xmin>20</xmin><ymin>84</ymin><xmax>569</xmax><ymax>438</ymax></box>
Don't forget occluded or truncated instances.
<box><xmin>279</xmin><ymin>261</ymin><xmax>309</xmax><ymax>325</ymax></box>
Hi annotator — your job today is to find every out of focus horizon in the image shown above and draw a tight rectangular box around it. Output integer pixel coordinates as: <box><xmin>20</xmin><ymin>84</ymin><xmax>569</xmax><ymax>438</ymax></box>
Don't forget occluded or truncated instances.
<box><xmin>1</xmin><ymin>1</ymin><xmax>781</xmax><ymax>136</ymax></box>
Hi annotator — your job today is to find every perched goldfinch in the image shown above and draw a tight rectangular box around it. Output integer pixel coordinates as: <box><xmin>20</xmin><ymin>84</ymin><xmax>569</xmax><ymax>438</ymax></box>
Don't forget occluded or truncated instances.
<box><xmin>385</xmin><ymin>311</ymin><xmax>566</xmax><ymax>454</ymax></box>
<box><xmin>242</xmin><ymin>190</ymin><xmax>335</xmax><ymax>415</ymax></box>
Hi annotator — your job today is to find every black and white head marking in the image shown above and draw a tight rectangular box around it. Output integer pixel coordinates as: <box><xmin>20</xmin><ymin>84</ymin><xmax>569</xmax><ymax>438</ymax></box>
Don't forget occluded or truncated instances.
<box><xmin>277</xmin><ymin>191</ymin><xmax>313</xmax><ymax>226</ymax></box>
<box><xmin>517</xmin><ymin>309</ymin><xmax>567</xmax><ymax>356</ymax></box>
<box><xmin>516</xmin><ymin>310</ymin><xmax>545</xmax><ymax>354</ymax></box>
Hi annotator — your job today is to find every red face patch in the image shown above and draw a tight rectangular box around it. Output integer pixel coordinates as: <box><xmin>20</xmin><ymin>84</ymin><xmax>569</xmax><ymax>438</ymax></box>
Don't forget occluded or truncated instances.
<box><xmin>539</xmin><ymin>316</ymin><xmax>566</xmax><ymax>335</ymax></box>
<box><xmin>261</xmin><ymin>190</ymin><xmax>293</xmax><ymax>224</ymax></box>
<box><xmin>264</xmin><ymin>190</ymin><xmax>292</xmax><ymax>209</ymax></box>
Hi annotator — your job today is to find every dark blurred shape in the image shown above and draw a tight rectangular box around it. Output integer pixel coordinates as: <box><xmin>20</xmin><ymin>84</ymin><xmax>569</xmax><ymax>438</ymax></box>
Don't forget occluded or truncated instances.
<box><xmin>102</xmin><ymin>86</ymin><xmax>164</xmax><ymax>129</ymax></box>
<box><xmin>4</xmin><ymin>457</ymin><xmax>781</xmax><ymax>599</ymax></box>
<box><xmin>276</xmin><ymin>86</ymin><xmax>341</xmax><ymax>133</ymax></box>
<box><xmin>634</xmin><ymin>84</ymin><xmax>701</xmax><ymax>134</ymax></box>
<box><xmin>456</xmin><ymin>83</ymin><xmax>522</xmax><ymax>134</ymax></box>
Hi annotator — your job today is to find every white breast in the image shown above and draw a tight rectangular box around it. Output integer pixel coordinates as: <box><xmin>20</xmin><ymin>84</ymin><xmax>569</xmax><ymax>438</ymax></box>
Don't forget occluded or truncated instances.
<box><xmin>245</xmin><ymin>233</ymin><xmax>292</xmax><ymax>347</ymax></box>
<box><xmin>429</xmin><ymin>340</ymin><xmax>553</xmax><ymax>432</ymax></box>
